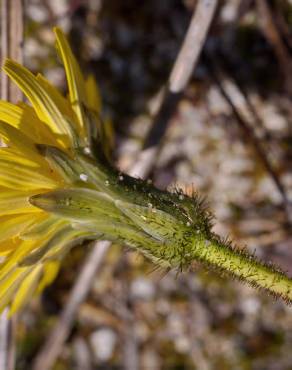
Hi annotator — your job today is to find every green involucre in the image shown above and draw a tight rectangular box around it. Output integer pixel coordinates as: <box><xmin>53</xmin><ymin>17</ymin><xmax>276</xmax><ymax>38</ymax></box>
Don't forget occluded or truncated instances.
<box><xmin>30</xmin><ymin>144</ymin><xmax>292</xmax><ymax>304</ymax></box>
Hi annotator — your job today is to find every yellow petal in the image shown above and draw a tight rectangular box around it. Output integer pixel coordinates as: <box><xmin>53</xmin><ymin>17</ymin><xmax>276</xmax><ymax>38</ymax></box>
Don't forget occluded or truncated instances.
<box><xmin>85</xmin><ymin>75</ymin><xmax>102</xmax><ymax>114</ymax></box>
<box><xmin>0</xmin><ymin>214</ymin><xmax>39</xmax><ymax>243</ymax></box>
<box><xmin>0</xmin><ymin>147</ymin><xmax>63</xmax><ymax>184</ymax></box>
<box><xmin>0</xmin><ymin>101</ymin><xmax>58</xmax><ymax>146</ymax></box>
<box><xmin>0</xmin><ymin>159</ymin><xmax>59</xmax><ymax>190</ymax></box>
<box><xmin>0</xmin><ymin>189</ymin><xmax>41</xmax><ymax>215</ymax></box>
<box><xmin>54</xmin><ymin>27</ymin><xmax>87</xmax><ymax>132</ymax></box>
<box><xmin>9</xmin><ymin>264</ymin><xmax>42</xmax><ymax>315</ymax></box>
<box><xmin>102</xmin><ymin>116</ymin><xmax>114</xmax><ymax>160</ymax></box>
<box><xmin>0</xmin><ymin>101</ymin><xmax>25</xmax><ymax>127</ymax></box>
<box><xmin>36</xmin><ymin>260</ymin><xmax>60</xmax><ymax>294</ymax></box>
<box><xmin>18</xmin><ymin>102</ymin><xmax>59</xmax><ymax>145</ymax></box>
<box><xmin>0</xmin><ymin>120</ymin><xmax>38</xmax><ymax>158</ymax></box>
<box><xmin>0</xmin><ymin>238</ymin><xmax>19</xmax><ymax>255</ymax></box>
<box><xmin>16</xmin><ymin>217</ymin><xmax>69</xmax><ymax>267</ymax></box>
<box><xmin>0</xmin><ymin>268</ymin><xmax>31</xmax><ymax>313</ymax></box>
<box><xmin>36</xmin><ymin>74</ymin><xmax>76</xmax><ymax>120</ymax></box>
<box><xmin>3</xmin><ymin>60</ymin><xmax>74</xmax><ymax>147</ymax></box>
<box><xmin>0</xmin><ymin>239</ymin><xmax>37</xmax><ymax>282</ymax></box>
<box><xmin>0</xmin><ymin>147</ymin><xmax>40</xmax><ymax>167</ymax></box>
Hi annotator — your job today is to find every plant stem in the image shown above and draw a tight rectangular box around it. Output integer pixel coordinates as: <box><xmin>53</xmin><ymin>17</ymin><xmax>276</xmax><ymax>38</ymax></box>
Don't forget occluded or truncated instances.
<box><xmin>190</xmin><ymin>236</ymin><xmax>292</xmax><ymax>302</ymax></box>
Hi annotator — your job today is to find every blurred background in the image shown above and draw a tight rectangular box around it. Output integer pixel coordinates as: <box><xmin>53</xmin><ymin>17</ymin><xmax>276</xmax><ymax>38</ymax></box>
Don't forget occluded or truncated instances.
<box><xmin>7</xmin><ymin>0</ymin><xmax>292</xmax><ymax>369</ymax></box>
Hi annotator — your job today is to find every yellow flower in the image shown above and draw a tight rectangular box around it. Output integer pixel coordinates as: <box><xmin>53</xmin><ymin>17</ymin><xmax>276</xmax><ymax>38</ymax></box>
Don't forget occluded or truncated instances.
<box><xmin>1</xmin><ymin>27</ymin><xmax>292</xmax><ymax>314</ymax></box>
<box><xmin>0</xmin><ymin>28</ymin><xmax>111</xmax><ymax>315</ymax></box>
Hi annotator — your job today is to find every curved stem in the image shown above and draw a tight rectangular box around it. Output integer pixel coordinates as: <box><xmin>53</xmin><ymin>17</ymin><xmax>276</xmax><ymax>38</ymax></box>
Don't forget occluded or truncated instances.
<box><xmin>192</xmin><ymin>237</ymin><xmax>292</xmax><ymax>303</ymax></box>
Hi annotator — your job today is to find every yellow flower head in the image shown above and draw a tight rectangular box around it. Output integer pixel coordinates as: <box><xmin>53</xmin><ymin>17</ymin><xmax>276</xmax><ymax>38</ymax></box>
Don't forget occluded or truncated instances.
<box><xmin>0</xmin><ymin>28</ymin><xmax>112</xmax><ymax>314</ymax></box>
<box><xmin>0</xmin><ymin>26</ymin><xmax>210</xmax><ymax>315</ymax></box>
<box><xmin>1</xmin><ymin>28</ymin><xmax>292</xmax><ymax>314</ymax></box>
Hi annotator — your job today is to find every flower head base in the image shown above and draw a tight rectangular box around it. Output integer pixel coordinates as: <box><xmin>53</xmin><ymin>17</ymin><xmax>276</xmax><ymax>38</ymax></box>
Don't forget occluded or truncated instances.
<box><xmin>0</xmin><ymin>28</ymin><xmax>292</xmax><ymax>315</ymax></box>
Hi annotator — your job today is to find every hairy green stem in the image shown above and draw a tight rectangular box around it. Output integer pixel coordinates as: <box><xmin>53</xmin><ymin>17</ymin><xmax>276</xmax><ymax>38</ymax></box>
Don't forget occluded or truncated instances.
<box><xmin>191</xmin><ymin>237</ymin><xmax>292</xmax><ymax>302</ymax></box>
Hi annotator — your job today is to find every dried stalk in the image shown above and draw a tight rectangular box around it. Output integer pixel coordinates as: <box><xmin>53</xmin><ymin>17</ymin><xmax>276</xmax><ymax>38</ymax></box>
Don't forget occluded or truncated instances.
<box><xmin>1</xmin><ymin>0</ymin><xmax>23</xmax><ymax>103</ymax></box>
<box><xmin>0</xmin><ymin>1</ymin><xmax>24</xmax><ymax>370</ymax></box>
<box><xmin>141</xmin><ymin>0</ymin><xmax>218</xmax><ymax>150</ymax></box>
<box><xmin>205</xmin><ymin>58</ymin><xmax>292</xmax><ymax>224</ymax></box>
<box><xmin>256</xmin><ymin>0</ymin><xmax>292</xmax><ymax>96</ymax></box>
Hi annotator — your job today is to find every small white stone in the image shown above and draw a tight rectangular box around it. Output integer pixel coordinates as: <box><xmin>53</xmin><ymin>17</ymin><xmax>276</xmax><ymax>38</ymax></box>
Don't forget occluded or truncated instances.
<box><xmin>105</xmin><ymin>180</ymin><xmax>110</xmax><ymax>186</ymax></box>
<box><xmin>175</xmin><ymin>336</ymin><xmax>190</xmax><ymax>354</ymax></box>
<box><xmin>79</xmin><ymin>173</ymin><xmax>88</xmax><ymax>182</ymax></box>
<box><xmin>90</xmin><ymin>328</ymin><xmax>117</xmax><ymax>362</ymax></box>
<box><xmin>83</xmin><ymin>147</ymin><xmax>91</xmax><ymax>154</ymax></box>
<box><xmin>27</xmin><ymin>4</ymin><xmax>47</xmax><ymax>22</ymax></box>
<box><xmin>130</xmin><ymin>277</ymin><xmax>155</xmax><ymax>300</ymax></box>
<box><xmin>186</xmin><ymin>222</ymin><xmax>191</xmax><ymax>227</ymax></box>
<box><xmin>118</xmin><ymin>175</ymin><xmax>124</xmax><ymax>181</ymax></box>
<box><xmin>241</xmin><ymin>297</ymin><xmax>260</xmax><ymax>314</ymax></box>
<box><xmin>179</xmin><ymin>194</ymin><xmax>185</xmax><ymax>200</ymax></box>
